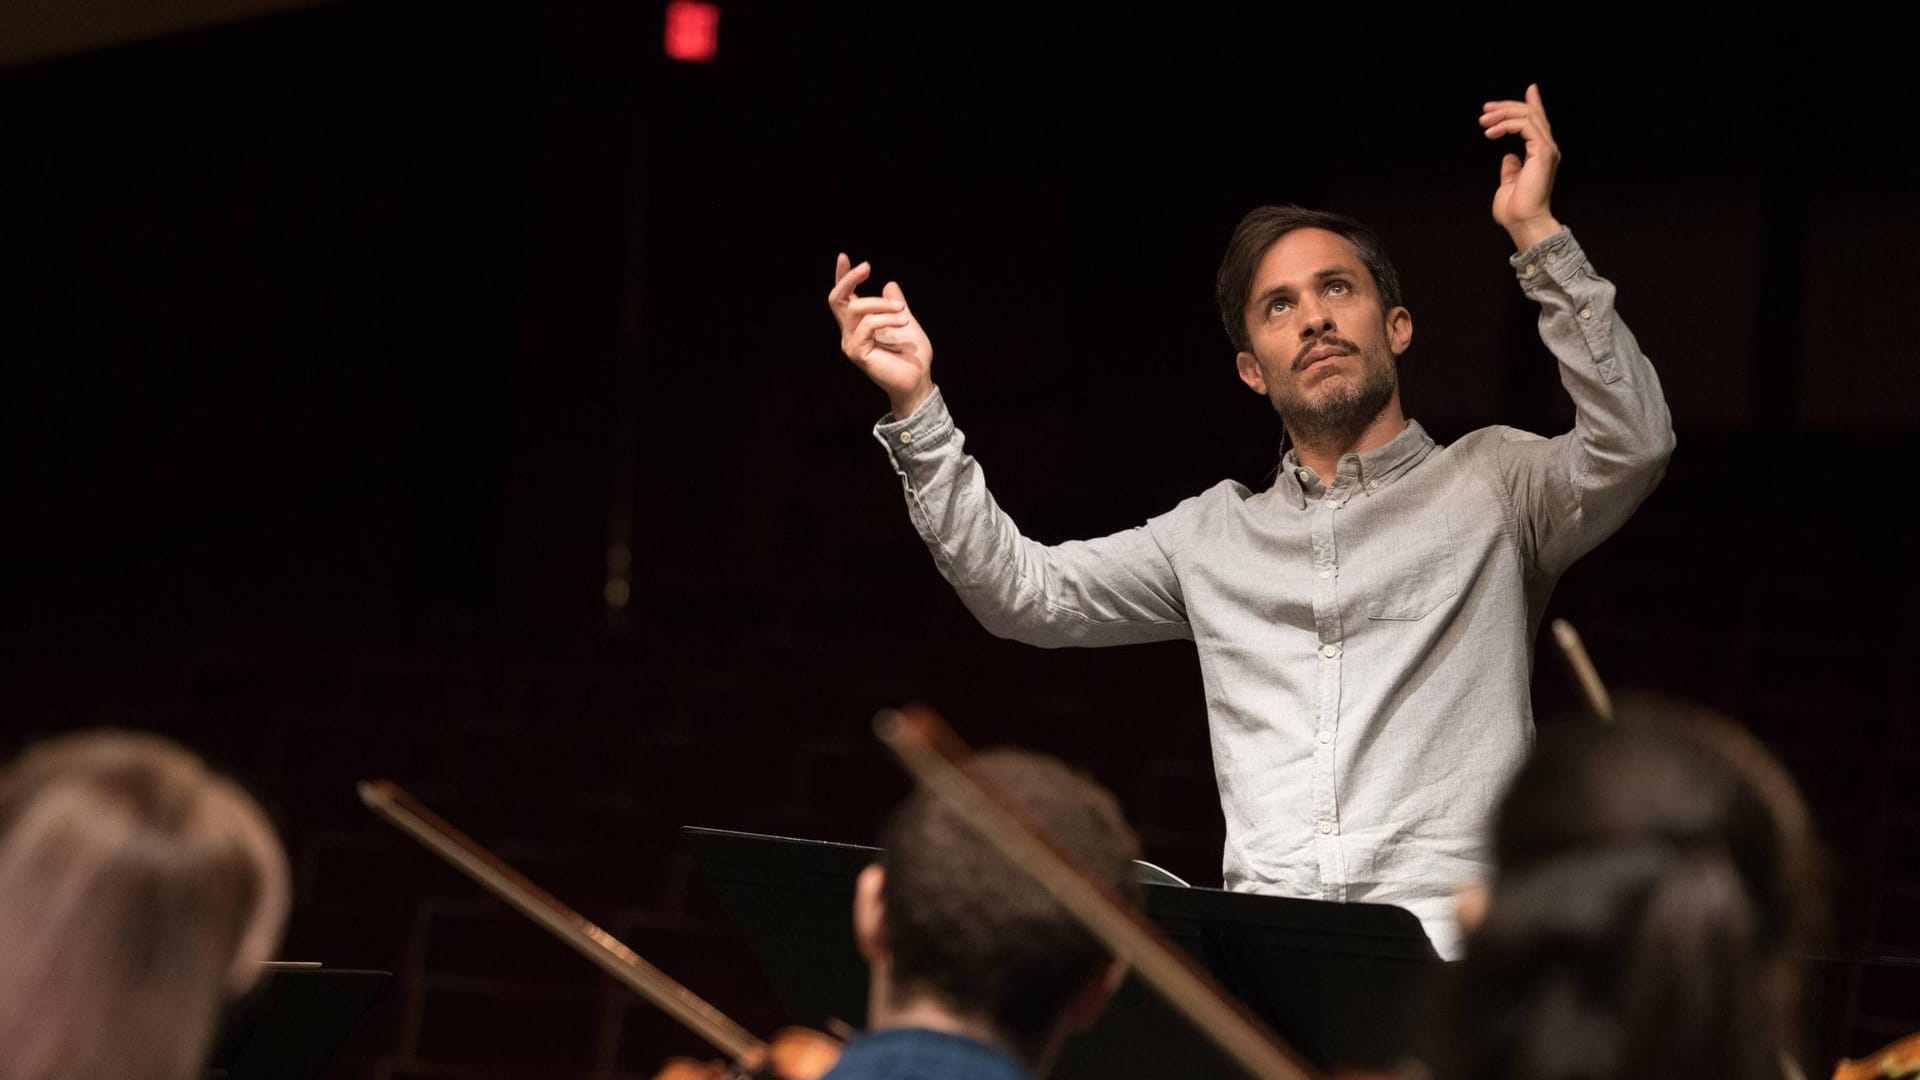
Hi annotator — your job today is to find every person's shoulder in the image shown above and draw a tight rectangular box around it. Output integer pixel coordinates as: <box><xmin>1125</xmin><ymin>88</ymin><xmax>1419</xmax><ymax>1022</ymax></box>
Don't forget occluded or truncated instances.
<box><xmin>1201</xmin><ymin>477</ymin><xmax>1257</xmax><ymax>503</ymax></box>
<box><xmin>1145</xmin><ymin>478</ymin><xmax>1255</xmax><ymax>551</ymax></box>
<box><xmin>1447</xmin><ymin>423</ymin><xmax>1549</xmax><ymax>459</ymax></box>
<box><xmin>1159</xmin><ymin>477</ymin><xmax>1256</xmax><ymax>518</ymax></box>
<box><xmin>823</xmin><ymin>1028</ymin><xmax>1032</xmax><ymax>1080</ymax></box>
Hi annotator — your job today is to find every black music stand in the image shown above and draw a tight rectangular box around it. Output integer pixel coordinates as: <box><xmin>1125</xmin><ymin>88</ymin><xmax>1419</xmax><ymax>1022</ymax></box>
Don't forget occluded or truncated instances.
<box><xmin>204</xmin><ymin>964</ymin><xmax>392</xmax><ymax>1080</ymax></box>
<box><xmin>681</xmin><ymin>826</ymin><xmax>1441</xmax><ymax>1078</ymax></box>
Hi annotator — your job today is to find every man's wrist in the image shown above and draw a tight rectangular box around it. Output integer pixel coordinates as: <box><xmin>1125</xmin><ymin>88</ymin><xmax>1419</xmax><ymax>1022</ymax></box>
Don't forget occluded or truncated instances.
<box><xmin>888</xmin><ymin>384</ymin><xmax>935</xmax><ymax>421</ymax></box>
<box><xmin>1507</xmin><ymin>216</ymin><xmax>1565</xmax><ymax>253</ymax></box>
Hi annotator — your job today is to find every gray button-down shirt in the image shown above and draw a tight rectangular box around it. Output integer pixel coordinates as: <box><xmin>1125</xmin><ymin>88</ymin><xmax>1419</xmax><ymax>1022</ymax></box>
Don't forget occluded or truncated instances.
<box><xmin>872</xmin><ymin>230</ymin><xmax>1674</xmax><ymax>958</ymax></box>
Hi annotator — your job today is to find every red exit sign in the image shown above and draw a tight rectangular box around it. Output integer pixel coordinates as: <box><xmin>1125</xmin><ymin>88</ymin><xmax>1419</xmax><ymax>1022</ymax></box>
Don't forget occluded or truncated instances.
<box><xmin>664</xmin><ymin>1</ymin><xmax>720</xmax><ymax>63</ymax></box>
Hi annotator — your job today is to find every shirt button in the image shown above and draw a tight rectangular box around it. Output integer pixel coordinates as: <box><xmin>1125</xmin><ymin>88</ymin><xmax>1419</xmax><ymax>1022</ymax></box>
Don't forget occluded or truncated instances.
<box><xmin>1317</xmin><ymin>730</ymin><xmax>1332</xmax><ymax>745</ymax></box>
<box><xmin>1317</xmin><ymin>821</ymin><xmax>1334</xmax><ymax>835</ymax></box>
<box><xmin>1579</xmin><ymin>307</ymin><xmax>1594</xmax><ymax>320</ymax></box>
<box><xmin>1321</xmin><ymin>643</ymin><xmax>1340</xmax><ymax>659</ymax></box>
<box><xmin>1522</xmin><ymin>263</ymin><xmax>1538</xmax><ymax>278</ymax></box>
<box><xmin>1296</xmin><ymin>469</ymin><xmax>1311</xmax><ymax>483</ymax></box>
<box><xmin>1317</xmin><ymin>569</ymin><xmax>1332</xmax><ymax>580</ymax></box>
<box><xmin>899</xmin><ymin>430</ymin><xmax>915</xmax><ymax>445</ymax></box>
<box><xmin>1366</xmin><ymin>480</ymin><xmax>1379</xmax><ymax>491</ymax></box>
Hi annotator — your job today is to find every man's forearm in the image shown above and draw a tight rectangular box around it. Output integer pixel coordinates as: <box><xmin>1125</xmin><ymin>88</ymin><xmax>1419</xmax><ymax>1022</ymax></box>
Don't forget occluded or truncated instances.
<box><xmin>874</xmin><ymin>389</ymin><xmax>1190</xmax><ymax>648</ymax></box>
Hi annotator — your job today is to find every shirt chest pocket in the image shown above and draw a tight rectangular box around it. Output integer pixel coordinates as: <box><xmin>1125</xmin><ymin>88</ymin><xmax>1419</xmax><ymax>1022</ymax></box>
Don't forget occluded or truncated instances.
<box><xmin>1359</xmin><ymin>513</ymin><xmax>1459</xmax><ymax>621</ymax></box>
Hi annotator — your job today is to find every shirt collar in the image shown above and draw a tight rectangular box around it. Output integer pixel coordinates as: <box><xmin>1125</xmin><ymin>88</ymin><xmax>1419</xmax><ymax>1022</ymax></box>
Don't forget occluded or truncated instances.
<box><xmin>1275</xmin><ymin>420</ymin><xmax>1436</xmax><ymax>509</ymax></box>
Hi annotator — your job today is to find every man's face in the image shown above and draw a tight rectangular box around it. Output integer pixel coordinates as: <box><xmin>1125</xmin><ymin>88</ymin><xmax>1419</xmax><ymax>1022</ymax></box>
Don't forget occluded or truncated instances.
<box><xmin>1234</xmin><ymin>227</ymin><xmax>1412</xmax><ymax>443</ymax></box>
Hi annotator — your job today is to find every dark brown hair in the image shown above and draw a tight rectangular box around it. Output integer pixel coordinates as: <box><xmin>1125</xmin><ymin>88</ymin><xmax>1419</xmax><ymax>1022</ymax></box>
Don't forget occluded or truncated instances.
<box><xmin>1433</xmin><ymin>700</ymin><xmax>1823</xmax><ymax>1080</ymax></box>
<box><xmin>1214</xmin><ymin>205</ymin><xmax>1404</xmax><ymax>353</ymax></box>
<box><xmin>878</xmin><ymin>749</ymin><xmax>1142</xmax><ymax>1046</ymax></box>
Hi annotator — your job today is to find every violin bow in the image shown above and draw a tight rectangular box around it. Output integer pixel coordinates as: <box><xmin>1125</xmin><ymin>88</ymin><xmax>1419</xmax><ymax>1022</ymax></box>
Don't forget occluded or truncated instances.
<box><xmin>357</xmin><ymin>780</ymin><xmax>768</xmax><ymax>1070</ymax></box>
<box><xmin>1550</xmin><ymin>617</ymin><xmax>1615</xmax><ymax>722</ymax></box>
<box><xmin>872</xmin><ymin>705</ymin><xmax>1323</xmax><ymax>1080</ymax></box>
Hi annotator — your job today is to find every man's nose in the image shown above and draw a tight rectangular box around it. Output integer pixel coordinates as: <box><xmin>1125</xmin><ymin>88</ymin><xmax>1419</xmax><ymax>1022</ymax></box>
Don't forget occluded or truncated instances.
<box><xmin>1296</xmin><ymin>295</ymin><xmax>1336</xmax><ymax>338</ymax></box>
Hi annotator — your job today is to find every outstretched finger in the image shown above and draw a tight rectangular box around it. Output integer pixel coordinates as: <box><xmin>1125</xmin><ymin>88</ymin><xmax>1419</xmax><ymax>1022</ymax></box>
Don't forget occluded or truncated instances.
<box><xmin>828</xmin><ymin>256</ymin><xmax>873</xmax><ymax>307</ymax></box>
<box><xmin>1482</xmin><ymin>117</ymin><xmax>1526</xmax><ymax>139</ymax></box>
<box><xmin>1479</xmin><ymin>97</ymin><xmax>1543</xmax><ymax>124</ymax></box>
<box><xmin>1484</xmin><ymin>115</ymin><xmax>1550</xmax><ymax>146</ymax></box>
<box><xmin>1483</xmin><ymin>87</ymin><xmax>1552</xmax><ymax>135</ymax></box>
<box><xmin>1525</xmin><ymin>83</ymin><xmax>1552</xmax><ymax>135</ymax></box>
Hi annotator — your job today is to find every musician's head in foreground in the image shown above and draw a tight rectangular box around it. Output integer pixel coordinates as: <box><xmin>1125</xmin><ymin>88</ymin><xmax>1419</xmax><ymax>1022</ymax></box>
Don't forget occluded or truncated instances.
<box><xmin>851</xmin><ymin>749</ymin><xmax>1142</xmax><ymax>1077</ymax></box>
<box><xmin>1438</xmin><ymin>699</ymin><xmax>1823</xmax><ymax>1080</ymax></box>
<box><xmin>0</xmin><ymin>730</ymin><xmax>292</xmax><ymax>1080</ymax></box>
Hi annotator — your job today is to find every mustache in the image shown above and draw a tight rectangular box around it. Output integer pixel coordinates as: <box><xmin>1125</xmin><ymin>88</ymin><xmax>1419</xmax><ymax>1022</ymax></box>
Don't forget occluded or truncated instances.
<box><xmin>1293</xmin><ymin>335</ymin><xmax>1361</xmax><ymax>371</ymax></box>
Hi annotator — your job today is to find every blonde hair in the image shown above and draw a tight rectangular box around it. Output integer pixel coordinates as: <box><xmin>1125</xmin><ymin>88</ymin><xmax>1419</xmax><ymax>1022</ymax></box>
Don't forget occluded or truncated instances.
<box><xmin>0</xmin><ymin>731</ymin><xmax>291</xmax><ymax>1080</ymax></box>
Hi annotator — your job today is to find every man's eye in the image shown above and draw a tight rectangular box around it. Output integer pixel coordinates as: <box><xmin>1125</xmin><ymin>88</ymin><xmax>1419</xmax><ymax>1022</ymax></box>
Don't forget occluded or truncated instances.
<box><xmin>1327</xmin><ymin>280</ymin><xmax>1352</xmax><ymax>296</ymax></box>
<box><xmin>1269</xmin><ymin>299</ymin><xmax>1291</xmax><ymax>315</ymax></box>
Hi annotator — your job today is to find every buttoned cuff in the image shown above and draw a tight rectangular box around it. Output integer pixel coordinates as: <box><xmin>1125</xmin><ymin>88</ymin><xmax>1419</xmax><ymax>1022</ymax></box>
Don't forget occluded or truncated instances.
<box><xmin>872</xmin><ymin>385</ymin><xmax>957</xmax><ymax>458</ymax></box>
<box><xmin>1510</xmin><ymin>227</ymin><xmax>1622</xmax><ymax>383</ymax></box>
<box><xmin>1509</xmin><ymin>228</ymin><xmax>1583</xmax><ymax>295</ymax></box>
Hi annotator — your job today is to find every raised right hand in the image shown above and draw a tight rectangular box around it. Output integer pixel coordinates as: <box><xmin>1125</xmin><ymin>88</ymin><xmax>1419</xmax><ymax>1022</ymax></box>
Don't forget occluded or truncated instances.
<box><xmin>829</xmin><ymin>253</ymin><xmax>934</xmax><ymax>420</ymax></box>
<box><xmin>1480</xmin><ymin>84</ymin><xmax>1564</xmax><ymax>252</ymax></box>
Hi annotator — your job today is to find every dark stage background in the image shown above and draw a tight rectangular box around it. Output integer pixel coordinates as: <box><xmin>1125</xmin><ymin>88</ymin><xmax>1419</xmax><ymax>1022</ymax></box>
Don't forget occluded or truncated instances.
<box><xmin>1</xmin><ymin>3</ymin><xmax>1915</xmax><ymax>1077</ymax></box>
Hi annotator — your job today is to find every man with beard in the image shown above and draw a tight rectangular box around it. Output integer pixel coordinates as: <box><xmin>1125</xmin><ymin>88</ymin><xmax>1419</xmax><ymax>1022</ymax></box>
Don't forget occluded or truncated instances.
<box><xmin>825</xmin><ymin>86</ymin><xmax>1674</xmax><ymax>959</ymax></box>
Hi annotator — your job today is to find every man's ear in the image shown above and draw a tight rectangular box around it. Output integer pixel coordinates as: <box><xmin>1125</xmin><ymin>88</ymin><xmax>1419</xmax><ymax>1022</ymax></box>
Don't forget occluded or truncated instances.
<box><xmin>1061</xmin><ymin>956</ymin><xmax>1128</xmax><ymax>1034</ymax></box>
<box><xmin>1387</xmin><ymin>306</ymin><xmax>1413</xmax><ymax>358</ymax></box>
<box><xmin>1235</xmin><ymin>351</ymin><xmax>1268</xmax><ymax>394</ymax></box>
<box><xmin>854</xmin><ymin>863</ymin><xmax>888</xmax><ymax>964</ymax></box>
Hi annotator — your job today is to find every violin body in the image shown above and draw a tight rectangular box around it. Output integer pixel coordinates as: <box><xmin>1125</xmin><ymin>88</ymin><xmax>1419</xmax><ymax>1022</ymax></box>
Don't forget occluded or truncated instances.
<box><xmin>1832</xmin><ymin>1032</ymin><xmax>1920</xmax><ymax>1080</ymax></box>
<box><xmin>652</xmin><ymin>1026</ymin><xmax>843</xmax><ymax>1080</ymax></box>
<box><xmin>654</xmin><ymin>1058</ymin><xmax>734</xmax><ymax>1080</ymax></box>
